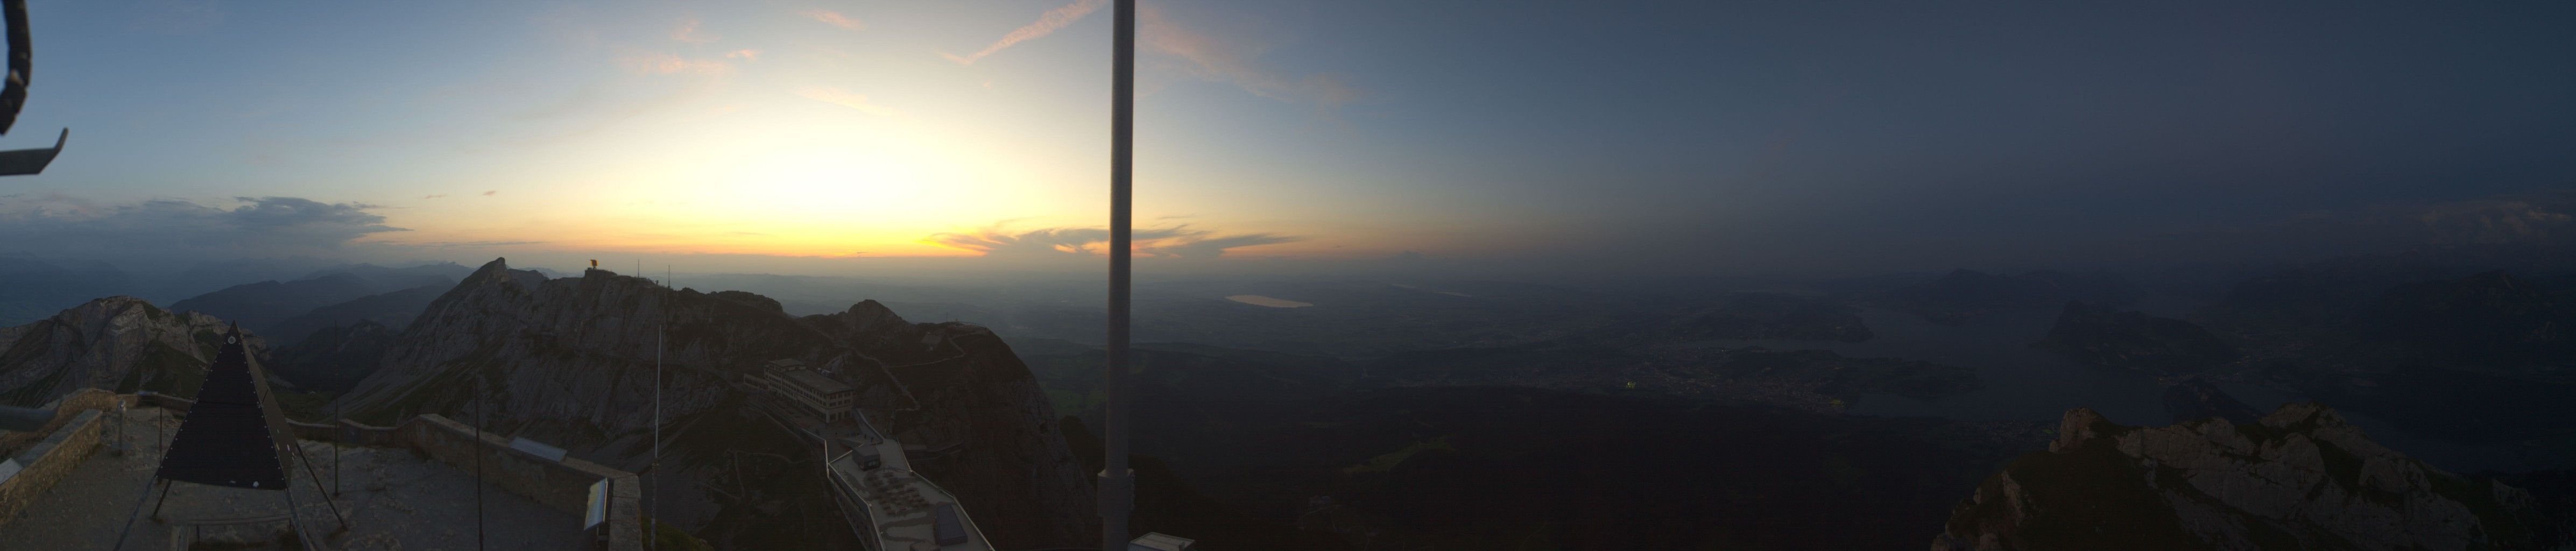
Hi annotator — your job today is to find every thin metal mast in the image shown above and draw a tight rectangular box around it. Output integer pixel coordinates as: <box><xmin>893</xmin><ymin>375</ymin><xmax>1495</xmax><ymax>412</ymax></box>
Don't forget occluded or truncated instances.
<box><xmin>475</xmin><ymin>376</ymin><xmax>485</xmax><ymax>551</ymax></box>
<box><xmin>651</xmin><ymin>270</ymin><xmax>665</xmax><ymax>551</ymax></box>
<box><xmin>1101</xmin><ymin>0</ymin><xmax>1137</xmax><ymax>548</ymax></box>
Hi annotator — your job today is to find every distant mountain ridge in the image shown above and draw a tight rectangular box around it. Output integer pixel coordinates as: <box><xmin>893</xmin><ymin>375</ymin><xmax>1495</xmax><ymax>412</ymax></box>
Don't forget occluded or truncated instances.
<box><xmin>2033</xmin><ymin>301</ymin><xmax>2239</xmax><ymax>375</ymax></box>
<box><xmin>0</xmin><ymin>258</ymin><xmax>141</xmax><ymax>327</ymax></box>
<box><xmin>169</xmin><ymin>262</ymin><xmax>472</xmax><ymax>341</ymax></box>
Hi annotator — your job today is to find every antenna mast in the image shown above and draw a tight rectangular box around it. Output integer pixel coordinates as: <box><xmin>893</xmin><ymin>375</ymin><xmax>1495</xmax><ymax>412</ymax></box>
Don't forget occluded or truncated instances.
<box><xmin>651</xmin><ymin>267</ymin><xmax>665</xmax><ymax>551</ymax></box>
<box><xmin>1101</xmin><ymin>0</ymin><xmax>1138</xmax><ymax>548</ymax></box>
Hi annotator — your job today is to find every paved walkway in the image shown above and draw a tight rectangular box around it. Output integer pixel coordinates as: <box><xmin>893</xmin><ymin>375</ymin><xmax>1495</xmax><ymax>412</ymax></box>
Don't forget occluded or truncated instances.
<box><xmin>0</xmin><ymin>408</ymin><xmax>585</xmax><ymax>550</ymax></box>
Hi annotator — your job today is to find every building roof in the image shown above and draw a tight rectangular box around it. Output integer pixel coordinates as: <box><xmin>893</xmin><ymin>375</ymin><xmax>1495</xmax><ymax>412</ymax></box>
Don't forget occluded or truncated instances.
<box><xmin>830</xmin><ymin>438</ymin><xmax>993</xmax><ymax>551</ymax></box>
<box><xmin>781</xmin><ymin>369</ymin><xmax>852</xmax><ymax>395</ymax></box>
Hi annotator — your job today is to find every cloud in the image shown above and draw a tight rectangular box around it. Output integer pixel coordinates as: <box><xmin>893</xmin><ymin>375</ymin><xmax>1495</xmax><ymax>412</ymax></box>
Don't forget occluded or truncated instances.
<box><xmin>800</xmin><ymin>10</ymin><xmax>865</xmax><ymax>31</ymax></box>
<box><xmin>941</xmin><ymin>0</ymin><xmax>1107</xmax><ymax>65</ymax></box>
<box><xmin>482</xmin><ymin>190</ymin><xmax>498</xmax><ymax>196</ymax></box>
<box><xmin>921</xmin><ymin>222</ymin><xmax>1298</xmax><ymax>258</ymax></box>
<box><xmin>422</xmin><ymin>194</ymin><xmax>447</xmax><ymax>200</ymax></box>
<box><xmin>1138</xmin><ymin>232</ymin><xmax>1299</xmax><ymax>258</ymax></box>
<box><xmin>396</xmin><ymin>240</ymin><xmax>546</xmax><ymax>248</ymax></box>
<box><xmin>795</xmin><ymin>87</ymin><xmax>899</xmax><ymax>116</ymax></box>
<box><xmin>671</xmin><ymin>17</ymin><xmax>719</xmax><ymax>43</ymax></box>
<box><xmin>0</xmin><ymin>196</ymin><xmax>405</xmax><ymax>260</ymax></box>
<box><xmin>617</xmin><ymin>52</ymin><xmax>732</xmax><ymax>75</ymax></box>
<box><xmin>725</xmin><ymin>49</ymin><xmax>762</xmax><ymax>61</ymax></box>
<box><xmin>1140</xmin><ymin>5</ymin><xmax>1358</xmax><ymax>111</ymax></box>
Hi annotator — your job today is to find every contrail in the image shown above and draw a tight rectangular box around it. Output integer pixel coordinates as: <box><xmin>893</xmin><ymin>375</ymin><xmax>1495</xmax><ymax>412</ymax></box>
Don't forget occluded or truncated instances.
<box><xmin>941</xmin><ymin>0</ymin><xmax>1107</xmax><ymax>65</ymax></box>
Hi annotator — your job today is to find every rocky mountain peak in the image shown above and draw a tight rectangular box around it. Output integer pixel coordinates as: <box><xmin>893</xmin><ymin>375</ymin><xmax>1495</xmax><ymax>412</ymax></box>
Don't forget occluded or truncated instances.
<box><xmin>1942</xmin><ymin>402</ymin><xmax>2546</xmax><ymax>550</ymax></box>
<box><xmin>331</xmin><ymin>258</ymin><xmax>1096</xmax><ymax>547</ymax></box>
<box><xmin>0</xmin><ymin>296</ymin><xmax>259</xmax><ymax>405</ymax></box>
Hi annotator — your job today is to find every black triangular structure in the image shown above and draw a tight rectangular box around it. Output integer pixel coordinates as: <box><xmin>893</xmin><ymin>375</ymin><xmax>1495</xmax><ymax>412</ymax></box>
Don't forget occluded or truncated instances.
<box><xmin>155</xmin><ymin>324</ymin><xmax>298</xmax><ymax>490</ymax></box>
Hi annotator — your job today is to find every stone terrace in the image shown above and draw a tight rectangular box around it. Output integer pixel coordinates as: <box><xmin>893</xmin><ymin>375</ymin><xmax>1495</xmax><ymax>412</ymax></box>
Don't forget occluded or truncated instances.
<box><xmin>0</xmin><ymin>407</ymin><xmax>589</xmax><ymax>550</ymax></box>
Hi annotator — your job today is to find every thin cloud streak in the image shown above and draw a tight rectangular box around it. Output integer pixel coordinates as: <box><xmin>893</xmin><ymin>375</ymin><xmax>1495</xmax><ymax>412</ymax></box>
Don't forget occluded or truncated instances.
<box><xmin>671</xmin><ymin>17</ymin><xmax>719</xmax><ymax>43</ymax></box>
<box><xmin>617</xmin><ymin>52</ymin><xmax>731</xmax><ymax>75</ymax></box>
<box><xmin>921</xmin><ymin>222</ymin><xmax>1299</xmax><ymax>258</ymax></box>
<box><xmin>941</xmin><ymin>0</ymin><xmax>1106</xmax><ymax>65</ymax></box>
<box><xmin>1140</xmin><ymin>5</ymin><xmax>1358</xmax><ymax>110</ymax></box>
<box><xmin>800</xmin><ymin>10</ymin><xmax>865</xmax><ymax>31</ymax></box>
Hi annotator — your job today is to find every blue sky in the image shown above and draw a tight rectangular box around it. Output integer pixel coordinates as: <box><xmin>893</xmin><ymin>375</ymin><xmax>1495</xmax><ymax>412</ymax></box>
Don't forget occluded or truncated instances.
<box><xmin>1</xmin><ymin>1</ymin><xmax>2571</xmax><ymax>277</ymax></box>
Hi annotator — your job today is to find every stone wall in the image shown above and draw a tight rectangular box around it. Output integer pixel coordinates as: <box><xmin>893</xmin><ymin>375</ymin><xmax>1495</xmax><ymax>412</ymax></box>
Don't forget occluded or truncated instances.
<box><xmin>0</xmin><ymin>410</ymin><xmax>102</xmax><ymax>524</ymax></box>
<box><xmin>0</xmin><ymin>389</ymin><xmax>124</xmax><ymax>456</ymax></box>
<box><xmin>122</xmin><ymin>393</ymin><xmax>643</xmax><ymax>550</ymax></box>
<box><xmin>397</xmin><ymin>414</ymin><xmax>641</xmax><ymax>550</ymax></box>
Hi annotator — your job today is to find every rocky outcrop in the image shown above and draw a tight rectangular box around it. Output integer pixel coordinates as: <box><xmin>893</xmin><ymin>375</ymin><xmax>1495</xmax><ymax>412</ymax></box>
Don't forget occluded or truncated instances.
<box><xmin>2033</xmin><ymin>301</ymin><xmax>2239</xmax><ymax>375</ymax></box>
<box><xmin>333</xmin><ymin>258</ymin><xmax>1095</xmax><ymax>548</ymax></box>
<box><xmin>1933</xmin><ymin>403</ymin><xmax>2544</xmax><ymax>550</ymax></box>
<box><xmin>0</xmin><ymin>296</ymin><xmax>260</xmax><ymax>406</ymax></box>
<box><xmin>839</xmin><ymin>322</ymin><xmax>1098</xmax><ymax>548</ymax></box>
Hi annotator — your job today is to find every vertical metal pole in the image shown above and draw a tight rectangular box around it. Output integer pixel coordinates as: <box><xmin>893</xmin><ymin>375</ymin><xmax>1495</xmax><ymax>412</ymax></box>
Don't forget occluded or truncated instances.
<box><xmin>1101</xmin><ymin>0</ymin><xmax>1138</xmax><ymax>548</ymax></box>
<box><xmin>652</xmin><ymin>276</ymin><xmax>666</xmax><ymax>551</ymax></box>
<box><xmin>475</xmin><ymin>377</ymin><xmax>485</xmax><ymax>551</ymax></box>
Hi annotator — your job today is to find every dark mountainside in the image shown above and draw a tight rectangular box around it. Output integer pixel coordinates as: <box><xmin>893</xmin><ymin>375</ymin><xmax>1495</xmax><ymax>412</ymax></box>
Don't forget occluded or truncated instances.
<box><xmin>1358</xmin><ymin>336</ymin><xmax>1981</xmax><ymax>409</ymax></box>
<box><xmin>1156</xmin><ymin>384</ymin><xmax>2019</xmax><ymax>549</ymax></box>
<box><xmin>170</xmin><ymin>266</ymin><xmax>461</xmax><ymax>338</ymax></box>
<box><xmin>1016</xmin><ymin>335</ymin><xmax>2026</xmax><ymax>549</ymax></box>
<box><xmin>263</xmin><ymin>283</ymin><xmax>449</xmax><ymax>345</ymax></box>
<box><xmin>267</xmin><ymin>319</ymin><xmax>396</xmax><ymax>391</ymax></box>
<box><xmin>2346</xmin><ymin>271</ymin><xmax>2576</xmax><ymax>371</ymax></box>
<box><xmin>1874</xmin><ymin>269</ymin><xmax>2141</xmax><ymax>326</ymax></box>
<box><xmin>2032</xmin><ymin>301</ymin><xmax>2240</xmax><ymax>375</ymax></box>
<box><xmin>0</xmin><ymin>296</ymin><xmax>266</xmax><ymax>406</ymax></box>
<box><xmin>1589</xmin><ymin>291</ymin><xmax>1874</xmax><ymax>344</ymax></box>
<box><xmin>300</xmin><ymin>262</ymin><xmax>475</xmax><ymax>290</ymax></box>
<box><xmin>0</xmin><ymin>258</ymin><xmax>138</xmax><ymax>327</ymax></box>
<box><xmin>332</xmin><ymin>258</ymin><xmax>1097</xmax><ymax>549</ymax></box>
<box><xmin>1935</xmin><ymin>403</ymin><xmax>2556</xmax><ymax>550</ymax></box>
<box><xmin>2193</xmin><ymin>265</ymin><xmax>2576</xmax><ymax>449</ymax></box>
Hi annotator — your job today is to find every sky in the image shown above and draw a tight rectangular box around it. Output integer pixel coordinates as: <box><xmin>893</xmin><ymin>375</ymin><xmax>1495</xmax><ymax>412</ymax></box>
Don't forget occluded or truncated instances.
<box><xmin>0</xmin><ymin>1</ymin><xmax>2571</xmax><ymax>278</ymax></box>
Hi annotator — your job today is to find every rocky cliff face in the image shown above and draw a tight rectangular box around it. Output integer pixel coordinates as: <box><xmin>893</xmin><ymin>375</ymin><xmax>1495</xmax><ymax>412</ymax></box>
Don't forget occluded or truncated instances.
<box><xmin>1933</xmin><ymin>403</ymin><xmax>2546</xmax><ymax>551</ymax></box>
<box><xmin>835</xmin><ymin>320</ymin><xmax>1099</xmax><ymax>548</ymax></box>
<box><xmin>0</xmin><ymin>296</ymin><xmax>262</xmax><ymax>405</ymax></box>
<box><xmin>334</xmin><ymin>258</ymin><xmax>1095</xmax><ymax>548</ymax></box>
